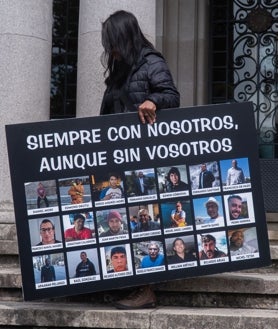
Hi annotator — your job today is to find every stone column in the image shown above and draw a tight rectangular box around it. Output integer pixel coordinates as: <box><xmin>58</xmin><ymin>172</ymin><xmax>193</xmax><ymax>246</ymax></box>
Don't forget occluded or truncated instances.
<box><xmin>162</xmin><ymin>0</ymin><xmax>209</xmax><ymax>107</ymax></box>
<box><xmin>76</xmin><ymin>0</ymin><xmax>156</xmax><ymax>118</ymax></box>
<box><xmin>0</xmin><ymin>0</ymin><xmax>53</xmax><ymax>220</ymax></box>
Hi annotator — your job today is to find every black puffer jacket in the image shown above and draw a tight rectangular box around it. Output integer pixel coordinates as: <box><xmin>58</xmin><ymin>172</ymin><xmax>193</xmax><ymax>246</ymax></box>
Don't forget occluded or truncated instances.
<box><xmin>100</xmin><ymin>47</ymin><xmax>180</xmax><ymax>115</ymax></box>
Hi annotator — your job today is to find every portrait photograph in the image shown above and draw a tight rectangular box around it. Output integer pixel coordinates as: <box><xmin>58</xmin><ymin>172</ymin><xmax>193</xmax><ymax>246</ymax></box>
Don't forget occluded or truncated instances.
<box><xmin>124</xmin><ymin>168</ymin><xmax>158</xmax><ymax>202</ymax></box>
<box><xmin>189</xmin><ymin>161</ymin><xmax>221</xmax><ymax>195</ymax></box>
<box><xmin>160</xmin><ymin>199</ymin><xmax>193</xmax><ymax>234</ymax></box>
<box><xmin>33</xmin><ymin>252</ymin><xmax>67</xmax><ymax>288</ymax></box>
<box><xmin>29</xmin><ymin>216</ymin><xmax>63</xmax><ymax>251</ymax></box>
<box><xmin>220</xmin><ymin>157</ymin><xmax>251</xmax><ymax>191</ymax></box>
<box><xmin>224</xmin><ymin>192</ymin><xmax>255</xmax><ymax>225</ymax></box>
<box><xmin>156</xmin><ymin>165</ymin><xmax>189</xmax><ymax>198</ymax></box>
<box><xmin>58</xmin><ymin>176</ymin><xmax>92</xmax><ymax>211</ymax></box>
<box><xmin>24</xmin><ymin>180</ymin><xmax>59</xmax><ymax>215</ymax></box>
<box><xmin>228</xmin><ymin>226</ymin><xmax>259</xmax><ymax>261</ymax></box>
<box><xmin>92</xmin><ymin>171</ymin><xmax>125</xmax><ymax>206</ymax></box>
<box><xmin>193</xmin><ymin>195</ymin><xmax>225</xmax><ymax>229</ymax></box>
<box><xmin>67</xmin><ymin>248</ymin><xmax>100</xmax><ymax>283</ymax></box>
<box><xmin>165</xmin><ymin>235</ymin><xmax>197</xmax><ymax>270</ymax></box>
<box><xmin>96</xmin><ymin>207</ymin><xmax>129</xmax><ymax>242</ymax></box>
<box><xmin>100</xmin><ymin>243</ymin><xmax>133</xmax><ymax>279</ymax></box>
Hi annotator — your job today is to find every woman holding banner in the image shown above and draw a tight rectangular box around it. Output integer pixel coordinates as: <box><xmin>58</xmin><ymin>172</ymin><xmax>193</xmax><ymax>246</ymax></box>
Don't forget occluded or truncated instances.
<box><xmin>100</xmin><ymin>10</ymin><xmax>180</xmax><ymax>125</ymax></box>
<box><xmin>100</xmin><ymin>10</ymin><xmax>180</xmax><ymax>309</ymax></box>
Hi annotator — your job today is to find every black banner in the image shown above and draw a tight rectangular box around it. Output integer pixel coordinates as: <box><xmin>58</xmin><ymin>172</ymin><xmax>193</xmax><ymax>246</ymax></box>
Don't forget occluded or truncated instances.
<box><xmin>6</xmin><ymin>102</ymin><xmax>271</xmax><ymax>300</ymax></box>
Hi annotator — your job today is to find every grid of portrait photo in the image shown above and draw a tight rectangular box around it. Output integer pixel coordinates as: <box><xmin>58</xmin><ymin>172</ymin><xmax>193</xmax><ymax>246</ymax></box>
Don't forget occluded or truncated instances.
<box><xmin>24</xmin><ymin>157</ymin><xmax>259</xmax><ymax>291</ymax></box>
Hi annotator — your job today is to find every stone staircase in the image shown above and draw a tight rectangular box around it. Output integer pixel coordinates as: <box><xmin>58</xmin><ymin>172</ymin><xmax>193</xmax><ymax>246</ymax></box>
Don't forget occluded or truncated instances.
<box><xmin>1</xmin><ymin>210</ymin><xmax>278</xmax><ymax>329</ymax></box>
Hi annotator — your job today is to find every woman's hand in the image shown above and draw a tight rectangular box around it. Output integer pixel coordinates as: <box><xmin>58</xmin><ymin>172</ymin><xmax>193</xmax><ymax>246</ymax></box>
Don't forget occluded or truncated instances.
<box><xmin>138</xmin><ymin>100</ymin><xmax>157</xmax><ymax>124</ymax></box>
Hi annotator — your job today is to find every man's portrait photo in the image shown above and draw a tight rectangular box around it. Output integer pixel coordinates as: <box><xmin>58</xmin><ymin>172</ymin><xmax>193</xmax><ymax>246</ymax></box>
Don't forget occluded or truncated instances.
<box><xmin>124</xmin><ymin>168</ymin><xmax>157</xmax><ymax>200</ymax></box>
<box><xmin>91</xmin><ymin>172</ymin><xmax>125</xmax><ymax>205</ymax></box>
<box><xmin>58</xmin><ymin>176</ymin><xmax>92</xmax><ymax>210</ymax></box>
<box><xmin>165</xmin><ymin>235</ymin><xmax>197</xmax><ymax>267</ymax></box>
<box><xmin>24</xmin><ymin>180</ymin><xmax>59</xmax><ymax>215</ymax></box>
<box><xmin>63</xmin><ymin>212</ymin><xmax>95</xmax><ymax>245</ymax></box>
<box><xmin>224</xmin><ymin>192</ymin><xmax>255</xmax><ymax>225</ymax></box>
<box><xmin>193</xmin><ymin>195</ymin><xmax>225</xmax><ymax>228</ymax></box>
<box><xmin>100</xmin><ymin>244</ymin><xmax>133</xmax><ymax>277</ymax></box>
<box><xmin>96</xmin><ymin>207</ymin><xmax>129</xmax><ymax>241</ymax></box>
<box><xmin>32</xmin><ymin>253</ymin><xmax>67</xmax><ymax>287</ymax></box>
<box><xmin>228</xmin><ymin>227</ymin><xmax>259</xmax><ymax>260</ymax></box>
<box><xmin>128</xmin><ymin>204</ymin><xmax>161</xmax><ymax>237</ymax></box>
<box><xmin>220</xmin><ymin>158</ymin><xmax>251</xmax><ymax>190</ymax></box>
<box><xmin>29</xmin><ymin>216</ymin><xmax>62</xmax><ymax>250</ymax></box>
<box><xmin>67</xmin><ymin>248</ymin><xmax>100</xmax><ymax>283</ymax></box>
<box><xmin>189</xmin><ymin>161</ymin><xmax>220</xmax><ymax>194</ymax></box>
<box><xmin>198</xmin><ymin>231</ymin><xmax>228</xmax><ymax>265</ymax></box>
<box><xmin>160</xmin><ymin>200</ymin><xmax>192</xmax><ymax>233</ymax></box>
<box><xmin>156</xmin><ymin>165</ymin><xmax>189</xmax><ymax>195</ymax></box>
<box><xmin>133</xmin><ymin>240</ymin><xmax>165</xmax><ymax>273</ymax></box>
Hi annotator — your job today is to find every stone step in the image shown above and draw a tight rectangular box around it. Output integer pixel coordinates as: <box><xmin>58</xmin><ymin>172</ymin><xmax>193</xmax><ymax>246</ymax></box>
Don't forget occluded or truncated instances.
<box><xmin>0</xmin><ymin>240</ymin><xmax>18</xmax><ymax>255</ymax></box>
<box><xmin>0</xmin><ymin>208</ymin><xmax>16</xmax><ymax>224</ymax></box>
<box><xmin>0</xmin><ymin>255</ymin><xmax>19</xmax><ymax>267</ymax></box>
<box><xmin>0</xmin><ymin>265</ymin><xmax>21</xmax><ymax>289</ymax></box>
<box><xmin>2</xmin><ymin>265</ymin><xmax>278</xmax><ymax>308</ymax></box>
<box><xmin>2</xmin><ymin>269</ymin><xmax>278</xmax><ymax>294</ymax></box>
<box><xmin>0</xmin><ymin>223</ymin><xmax>17</xmax><ymax>240</ymax></box>
<box><xmin>0</xmin><ymin>301</ymin><xmax>278</xmax><ymax>329</ymax></box>
<box><xmin>0</xmin><ymin>223</ymin><xmax>18</xmax><ymax>256</ymax></box>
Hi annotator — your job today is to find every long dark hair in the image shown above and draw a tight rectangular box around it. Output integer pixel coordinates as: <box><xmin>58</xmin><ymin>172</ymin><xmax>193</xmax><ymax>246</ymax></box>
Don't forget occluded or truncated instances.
<box><xmin>101</xmin><ymin>10</ymin><xmax>154</xmax><ymax>86</ymax></box>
